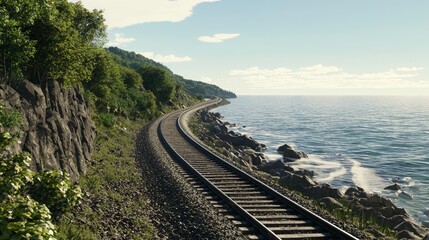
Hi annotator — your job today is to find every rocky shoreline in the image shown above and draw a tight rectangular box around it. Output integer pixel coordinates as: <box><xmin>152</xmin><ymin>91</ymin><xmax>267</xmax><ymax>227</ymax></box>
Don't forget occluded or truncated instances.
<box><xmin>192</xmin><ymin>108</ymin><xmax>429</xmax><ymax>239</ymax></box>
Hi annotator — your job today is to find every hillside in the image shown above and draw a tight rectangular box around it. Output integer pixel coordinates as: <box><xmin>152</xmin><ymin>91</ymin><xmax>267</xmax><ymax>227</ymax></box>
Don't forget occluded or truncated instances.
<box><xmin>1</xmin><ymin>1</ymin><xmax>236</xmax><ymax>239</ymax></box>
<box><xmin>175</xmin><ymin>75</ymin><xmax>236</xmax><ymax>99</ymax></box>
<box><xmin>107</xmin><ymin>47</ymin><xmax>236</xmax><ymax>99</ymax></box>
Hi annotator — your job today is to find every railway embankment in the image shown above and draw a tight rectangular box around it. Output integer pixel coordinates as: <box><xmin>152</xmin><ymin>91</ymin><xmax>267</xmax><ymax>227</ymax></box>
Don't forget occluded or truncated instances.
<box><xmin>136</xmin><ymin>112</ymin><xmax>245</xmax><ymax>239</ymax></box>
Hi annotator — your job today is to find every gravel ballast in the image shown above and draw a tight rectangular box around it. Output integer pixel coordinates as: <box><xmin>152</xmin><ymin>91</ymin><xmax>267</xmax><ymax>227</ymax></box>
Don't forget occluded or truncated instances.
<box><xmin>136</xmin><ymin>116</ymin><xmax>245</xmax><ymax>239</ymax></box>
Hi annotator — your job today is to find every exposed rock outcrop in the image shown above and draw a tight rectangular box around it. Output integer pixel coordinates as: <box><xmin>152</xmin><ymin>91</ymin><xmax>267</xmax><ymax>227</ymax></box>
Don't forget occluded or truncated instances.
<box><xmin>277</xmin><ymin>143</ymin><xmax>308</xmax><ymax>160</ymax></box>
<box><xmin>0</xmin><ymin>80</ymin><xmax>95</xmax><ymax>181</ymax></box>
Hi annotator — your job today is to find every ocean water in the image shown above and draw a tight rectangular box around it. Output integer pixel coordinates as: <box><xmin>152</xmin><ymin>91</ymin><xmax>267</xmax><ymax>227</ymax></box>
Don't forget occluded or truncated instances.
<box><xmin>213</xmin><ymin>96</ymin><xmax>429</xmax><ymax>224</ymax></box>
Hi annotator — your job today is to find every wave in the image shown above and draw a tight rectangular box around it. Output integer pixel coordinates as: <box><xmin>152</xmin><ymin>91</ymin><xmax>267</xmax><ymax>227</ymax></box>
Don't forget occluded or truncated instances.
<box><xmin>317</xmin><ymin>167</ymin><xmax>347</xmax><ymax>183</ymax></box>
<box><xmin>290</xmin><ymin>154</ymin><xmax>347</xmax><ymax>183</ymax></box>
<box><xmin>350</xmin><ymin>158</ymin><xmax>388</xmax><ymax>193</ymax></box>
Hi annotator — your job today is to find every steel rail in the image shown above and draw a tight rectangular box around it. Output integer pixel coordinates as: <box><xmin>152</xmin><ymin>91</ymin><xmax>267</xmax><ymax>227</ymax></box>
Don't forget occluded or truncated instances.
<box><xmin>158</xmin><ymin>98</ymin><xmax>358</xmax><ymax>240</ymax></box>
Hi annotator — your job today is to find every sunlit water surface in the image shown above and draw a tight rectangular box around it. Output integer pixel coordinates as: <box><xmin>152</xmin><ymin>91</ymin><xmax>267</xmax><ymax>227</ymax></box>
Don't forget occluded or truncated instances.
<box><xmin>213</xmin><ymin>96</ymin><xmax>429</xmax><ymax>224</ymax></box>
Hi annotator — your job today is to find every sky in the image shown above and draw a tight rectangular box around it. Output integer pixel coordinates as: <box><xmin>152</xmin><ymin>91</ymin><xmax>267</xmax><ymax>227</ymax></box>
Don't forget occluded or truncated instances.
<box><xmin>73</xmin><ymin>0</ymin><xmax>429</xmax><ymax>95</ymax></box>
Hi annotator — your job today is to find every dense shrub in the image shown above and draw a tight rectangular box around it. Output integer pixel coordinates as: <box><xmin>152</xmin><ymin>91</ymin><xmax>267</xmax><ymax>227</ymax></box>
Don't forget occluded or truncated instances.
<box><xmin>0</xmin><ymin>105</ymin><xmax>82</xmax><ymax>239</ymax></box>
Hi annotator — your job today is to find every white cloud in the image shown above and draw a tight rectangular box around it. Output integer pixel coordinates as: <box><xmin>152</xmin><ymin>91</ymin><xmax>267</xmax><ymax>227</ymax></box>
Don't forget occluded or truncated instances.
<box><xmin>198</xmin><ymin>33</ymin><xmax>240</xmax><ymax>43</ymax></box>
<box><xmin>200</xmin><ymin>76</ymin><xmax>213</xmax><ymax>83</ymax></box>
<box><xmin>70</xmin><ymin>0</ymin><xmax>220</xmax><ymax>28</ymax></box>
<box><xmin>396</xmin><ymin>67</ymin><xmax>424</xmax><ymax>72</ymax></box>
<box><xmin>107</xmin><ymin>33</ymin><xmax>135</xmax><ymax>46</ymax></box>
<box><xmin>230</xmin><ymin>65</ymin><xmax>427</xmax><ymax>90</ymax></box>
<box><xmin>141</xmin><ymin>52</ymin><xmax>192</xmax><ymax>63</ymax></box>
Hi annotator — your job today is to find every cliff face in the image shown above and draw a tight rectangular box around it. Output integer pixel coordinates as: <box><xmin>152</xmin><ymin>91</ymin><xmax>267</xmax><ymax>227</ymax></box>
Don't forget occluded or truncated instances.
<box><xmin>0</xmin><ymin>80</ymin><xmax>95</xmax><ymax>182</ymax></box>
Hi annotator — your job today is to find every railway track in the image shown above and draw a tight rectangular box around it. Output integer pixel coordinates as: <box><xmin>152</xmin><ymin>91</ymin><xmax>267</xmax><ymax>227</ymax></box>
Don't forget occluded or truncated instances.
<box><xmin>158</xmin><ymin>98</ymin><xmax>358</xmax><ymax>240</ymax></box>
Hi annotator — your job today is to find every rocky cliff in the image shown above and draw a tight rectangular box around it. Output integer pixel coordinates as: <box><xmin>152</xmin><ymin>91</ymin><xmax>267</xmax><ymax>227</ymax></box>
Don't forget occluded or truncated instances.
<box><xmin>0</xmin><ymin>80</ymin><xmax>95</xmax><ymax>182</ymax></box>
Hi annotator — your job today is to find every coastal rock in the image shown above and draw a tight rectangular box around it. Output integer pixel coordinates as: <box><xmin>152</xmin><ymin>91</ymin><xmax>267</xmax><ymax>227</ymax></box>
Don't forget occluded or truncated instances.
<box><xmin>345</xmin><ymin>187</ymin><xmax>370</xmax><ymax>199</ymax></box>
<box><xmin>320</xmin><ymin>197</ymin><xmax>344</xmax><ymax>210</ymax></box>
<box><xmin>385</xmin><ymin>183</ymin><xmax>401</xmax><ymax>191</ymax></box>
<box><xmin>423</xmin><ymin>233</ymin><xmax>429</xmax><ymax>240</ymax></box>
<box><xmin>284</xmin><ymin>165</ymin><xmax>295</xmax><ymax>173</ymax></box>
<box><xmin>305</xmin><ymin>184</ymin><xmax>343</xmax><ymax>200</ymax></box>
<box><xmin>278</xmin><ymin>143</ymin><xmax>308</xmax><ymax>159</ymax></box>
<box><xmin>294</xmin><ymin>169</ymin><xmax>315</xmax><ymax>178</ymax></box>
<box><xmin>378</xmin><ymin>206</ymin><xmax>408</xmax><ymax>218</ymax></box>
<box><xmin>360</xmin><ymin>194</ymin><xmax>396</xmax><ymax>209</ymax></box>
<box><xmin>366</xmin><ymin>226</ymin><xmax>385</xmax><ymax>238</ymax></box>
<box><xmin>257</xmin><ymin>159</ymin><xmax>286</xmax><ymax>176</ymax></box>
<box><xmin>279</xmin><ymin>171</ymin><xmax>315</xmax><ymax>192</ymax></box>
<box><xmin>213</xmin><ymin>112</ymin><xmax>222</xmax><ymax>118</ymax></box>
<box><xmin>398</xmin><ymin>191</ymin><xmax>413</xmax><ymax>200</ymax></box>
<box><xmin>247</xmin><ymin>153</ymin><xmax>263</xmax><ymax>166</ymax></box>
<box><xmin>277</xmin><ymin>144</ymin><xmax>293</xmax><ymax>153</ymax></box>
<box><xmin>396</xmin><ymin>230</ymin><xmax>420</xmax><ymax>240</ymax></box>
<box><xmin>394</xmin><ymin>220</ymin><xmax>426</xmax><ymax>237</ymax></box>
<box><xmin>423</xmin><ymin>208</ymin><xmax>429</xmax><ymax>216</ymax></box>
<box><xmin>228</xmin><ymin>135</ymin><xmax>261</xmax><ymax>150</ymax></box>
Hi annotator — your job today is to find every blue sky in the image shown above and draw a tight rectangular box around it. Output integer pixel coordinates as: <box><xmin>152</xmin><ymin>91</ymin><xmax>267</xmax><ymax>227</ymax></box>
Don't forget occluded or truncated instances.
<box><xmin>75</xmin><ymin>0</ymin><xmax>429</xmax><ymax>95</ymax></box>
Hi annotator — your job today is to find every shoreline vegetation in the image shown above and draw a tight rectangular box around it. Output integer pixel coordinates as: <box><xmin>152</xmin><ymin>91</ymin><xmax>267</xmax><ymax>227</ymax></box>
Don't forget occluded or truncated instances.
<box><xmin>189</xmin><ymin>99</ymin><xmax>428</xmax><ymax>239</ymax></box>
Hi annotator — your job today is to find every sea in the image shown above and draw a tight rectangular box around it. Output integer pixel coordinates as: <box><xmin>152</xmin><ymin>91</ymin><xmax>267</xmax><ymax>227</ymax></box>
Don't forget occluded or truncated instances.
<box><xmin>212</xmin><ymin>96</ymin><xmax>429</xmax><ymax>225</ymax></box>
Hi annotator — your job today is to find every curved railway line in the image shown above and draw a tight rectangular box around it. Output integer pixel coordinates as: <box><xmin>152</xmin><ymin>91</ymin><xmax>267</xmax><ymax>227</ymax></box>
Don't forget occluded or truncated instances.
<box><xmin>158</xmin><ymin>98</ymin><xmax>358</xmax><ymax>240</ymax></box>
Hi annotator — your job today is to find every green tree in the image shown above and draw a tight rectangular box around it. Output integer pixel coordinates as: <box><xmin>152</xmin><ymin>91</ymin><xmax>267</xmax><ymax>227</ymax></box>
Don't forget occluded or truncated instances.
<box><xmin>1</xmin><ymin>0</ymin><xmax>106</xmax><ymax>86</ymax></box>
<box><xmin>138</xmin><ymin>65</ymin><xmax>176</xmax><ymax>102</ymax></box>
<box><xmin>28</xmin><ymin>0</ymin><xmax>106</xmax><ymax>86</ymax></box>
<box><xmin>121</xmin><ymin>67</ymin><xmax>143</xmax><ymax>89</ymax></box>
<box><xmin>0</xmin><ymin>1</ymin><xmax>41</xmax><ymax>82</ymax></box>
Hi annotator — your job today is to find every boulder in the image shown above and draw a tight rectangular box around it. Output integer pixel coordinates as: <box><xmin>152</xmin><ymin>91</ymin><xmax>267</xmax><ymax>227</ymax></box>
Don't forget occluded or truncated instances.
<box><xmin>257</xmin><ymin>159</ymin><xmax>286</xmax><ymax>176</ymax></box>
<box><xmin>282</xmin><ymin>148</ymin><xmax>302</xmax><ymax>159</ymax></box>
<box><xmin>319</xmin><ymin>197</ymin><xmax>344</xmax><ymax>210</ymax></box>
<box><xmin>305</xmin><ymin>184</ymin><xmax>343</xmax><ymax>200</ymax></box>
<box><xmin>360</xmin><ymin>194</ymin><xmax>396</xmax><ymax>209</ymax></box>
<box><xmin>284</xmin><ymin>165</ymin><xmax>295</xmax><ymax>172</ymax></box>
<box><xmin>384</xmin><ymin>183</ymin><xmax>401</xmax><ymax>191</ymax></box>
<box><xmin>385</xmin><ymin>215</ymin><xmax>410</xmax><ymax>229</ymax></box>
<box><xmin>242</xmin><ymin>153</ymin><xmax>263</xmax><ymax>166</ymax></box>
<box><xmin>279</xmin><ymin>172</ymin><xmax>315</xmax><ymax>192</ymax></box>
<box><xmin>423</xmin><ymin>208</ymin><xmax>429</xmax><ymax>217</ymax></box>
<box><xmin>378</xmin><ymin>206</ymin><xmax>408</xmax><ymax>218</ymax></box>
<box><xmin>294</xmin><ymin>169</ymin><xmax>315</xmax><ymax>178</ymax></box>
<box><xmin>345</xmin><ymin>187</ymin><xmax>370</xmax><ymax>199</ymax></box>
<box><xmin>213</xmin><ymin>112</ymin><xmax>222</xmax><ymax>118</ymax></box>
<box><xmin>228</xmin><ymin>134</ymin><xmax>260</xmax><ymax>150</ymax></box>
<box><xmin>398</xmin><ymin>191</ymin><xmax>413</xmax><ymax>200</ymax></box>
<box><xmin>394</xmin><ymin>220</ymin><xmax>426</xmax><ymax>237</ymax></box>
<box><xmin>277</xmin><ymin>144</ymin><xmax>293</xmax><ymax>153</ymax></box>
<box><xmin>396</xmin><ymin>230</ymin><xmax>420</xmax><ymax>240</ymax></box>
<box><xmin>423</xmin><ymin>233</ymin><xmax>429</xmax><ymax>240</ymax></box>
<box><xmin>366</xmin><ymin>226</ymin><xmax>385</xmax><ymax>238</ymax></box>
<box><xmin>278</xmin><ymin>143</ymin><xmax>308</xmax><ymax>159</ymax></box>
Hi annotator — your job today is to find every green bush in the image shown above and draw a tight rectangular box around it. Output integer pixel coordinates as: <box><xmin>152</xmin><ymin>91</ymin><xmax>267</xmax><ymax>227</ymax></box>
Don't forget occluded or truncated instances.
<box><xmin>96</xmin><ymin>113</ymin><xmax>117</xmax><ymax>127</ymax></box>
<box><xmin>30</xmin><ymin>171</ymin><xmax>82</xmax><ymax>219</ymax></box>
<box><xmin>0</xmin><ymin>105</ymin><xmax>82</xmax><ymax>239</ymax></box>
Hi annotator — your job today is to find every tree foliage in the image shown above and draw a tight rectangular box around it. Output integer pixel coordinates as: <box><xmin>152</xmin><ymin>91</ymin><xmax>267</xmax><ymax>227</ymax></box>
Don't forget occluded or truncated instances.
<box><xmin>0</xmin><ymin>0</ymin><xmax>106</xmax><ymax>86</ymax></box>
<box><xmin>138</xmin><ymin>65</ymin><xmax>176</xmax><ymax>102</ymax></box>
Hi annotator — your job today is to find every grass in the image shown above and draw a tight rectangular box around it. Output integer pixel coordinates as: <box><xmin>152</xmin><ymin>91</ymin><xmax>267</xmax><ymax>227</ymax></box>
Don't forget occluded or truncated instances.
<box><xmin>56</xmin><ymin>117</ymin><xmax>155</xmax><ymax>239</ymax></box>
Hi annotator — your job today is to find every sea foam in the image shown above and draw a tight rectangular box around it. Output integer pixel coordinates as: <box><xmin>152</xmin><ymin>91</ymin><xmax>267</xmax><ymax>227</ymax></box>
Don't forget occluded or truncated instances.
<box><xmin>350</xmin><ymin>158</ymin><xmax>388</xmax><ymax>193</ymax></box>
<box><xmin>290</xmin><ymin>154</ymin><xmax>347</xmax><ymax>183</ymax></box>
